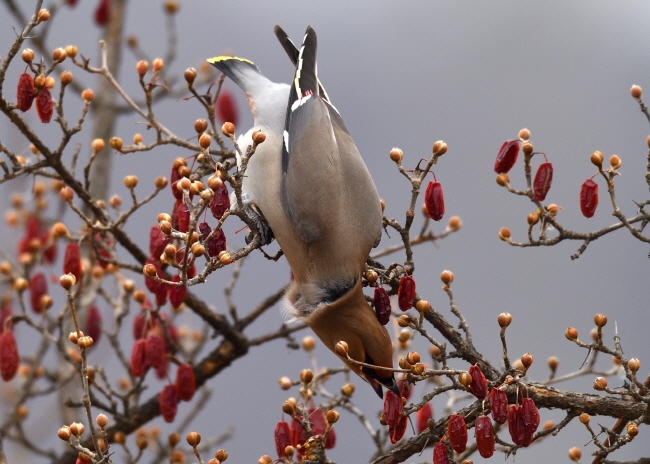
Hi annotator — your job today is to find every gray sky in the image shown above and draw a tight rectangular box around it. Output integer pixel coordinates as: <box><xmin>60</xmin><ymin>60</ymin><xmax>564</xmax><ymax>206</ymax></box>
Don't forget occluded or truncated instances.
<box><xmin>1</xmin><ymin>1</ymin><xmax>649</xmax><ymax>463</ymax></box>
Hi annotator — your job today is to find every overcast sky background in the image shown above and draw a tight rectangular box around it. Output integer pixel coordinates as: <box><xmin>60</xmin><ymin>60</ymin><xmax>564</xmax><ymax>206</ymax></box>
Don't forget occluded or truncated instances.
<box><xmin>1</xmin><ymin>1</ymin><xmax>649</xmax><ymax>463</ymax></box>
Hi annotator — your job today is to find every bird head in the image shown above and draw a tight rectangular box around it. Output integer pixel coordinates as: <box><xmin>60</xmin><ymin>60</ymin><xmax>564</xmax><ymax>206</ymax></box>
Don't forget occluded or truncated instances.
<box><xmin>305</xmin><ymin>279</ymin><xmax>397</xmax><ymax>398</ymax></box>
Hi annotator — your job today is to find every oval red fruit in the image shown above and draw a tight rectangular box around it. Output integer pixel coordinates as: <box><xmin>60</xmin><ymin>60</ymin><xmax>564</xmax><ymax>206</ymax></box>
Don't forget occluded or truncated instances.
<box><xmin>494</xmin><ymin>140</ymin><xmax>519</xmax><ymax>174</ymax></box>
<box><xmin>94</xmin><ymin>0</ymin><xmax>109</xmax><ymax>26</ymax></box>
<box><xmin>433</xmin><ymin>442</ymin><xmax>450</xmax><ymax>464</ymax></box>
<box><xmin>0</xmin><ymin>330</ymin><xmax>19</xmax><ymax>381</ymax></box>
<box><xmin>508</xmin><ymin>403</ymin><xmax>532</xmax><ymax>446</ymax></box>
<box><xmin>580</xmin><ymin>178</ymin><xmax>598</xmax><ymax>218</ymax></box>
<box><xmin>209</xmin><ymin>184</ymin><xmax>230</xmax><ymax>220</ymax></box>
<box><xmin>16</xmin><ymin>73</ymin><xmax>35</xmax><ymax>112</ymax></box>
<box><xmin>424</xmin><ymin>181</ymin><xmax>445</xmax><ymax>221</ymax></box>
<box><xmin>274</xmin><ymin>421</ymin><xmax>292</xmax><ymax>458</ymax></box>
<box><xmin>175</xmin><ymin>363</ymin><xmax>196</xmax><ymax>401</ymax></box>
<box><xmin>169</xmin><ymin>275</ymin><xmax>187</xmax><ymax>309</ymax></box>
<box><xmin>416</xmin><ymin>402</ymin><xmax>433</xmax><ymax>434</ymax></box>
<box><xmin>63</xmin><ymin>243</ymin><xmax>82</xmax><ymax>281</ymax></box>
<box><xmin>488</xmin><ymin>387</ymin><xmax>508</xmax><ymax>423</ymax></box>
<box><xmin>475</xmin><ymin>415</ymin><xmax>495</xmax><ymax>458</ymax></box>
<box><xmin>85</xmin><ymin>305</ymin><xmax>102</xmax><ymax>344</ymax></box>
<box><xmin>159</xmin><ymin>384</ymin><xmax>179</xmax><ymax>422</ymax></box>
<box><xmin>397</xmin><ymin>275</ymin><xmax>415</xmax><ymax>311</ymax></box>
<box><xmin>389</xmin><ymin>415</ymin><xmax>408</xmax><ymax>444</ymax></box>
<box><xmin>522</xmin><ymin>397</ymin><xmax>540</xmax><ymax>437</ymax></box>
<box><xmin>29</xmin><ymin>272</ymin><xmax>48</xmax><ymax>314</ymax></box>
<box><xmin>130</xmin><ymin>339</ymin><xmax>147</xmax><ymax>377</ymax></box>
<box><xmin>150</xmin><ymin>225</ymin><xmax>170</xmax><ymax>257</ymax></box>
<box><xmin>373</xmin><ymin>287</ymin><xmax>391</xmax><ymax>325</ymax></box>
<box><xmin>533</xmin><ymin>162</ymin><xmax>553</xmax><ymax>201</ymax></box>
<box><xmin>35</xmin><ymin>86</ymin><xmax>54</xmax><ymax>123</ymax></box>
<box><xmin>468</xmin><ymin>364</ymin><xmax>488</xmax><ymax>400</ymax></box>
<box><xmin>217</xmin><ymin>90</ymin><xmax>239</xmax><ymax>127</ymax></box>
<box><xmin>172</xmin><ymin>199</ymin><xmax>191</xmax><ymax>233</ymax></box>
<box><xmin>145</xmin><ymin>333</ymin><xmax>165</xmax><ymax>369</ymax></box>
<box><xmin>447</xmin><ymin>414</ymin><xmax>467</xmax><ymax>453</ymax></box>
<box><xmin>383</xmin><ymin>389</ymin><xmax>403</xmax><ymax>427</ymax></box>
<box><xmin>155</xmin><ymin>355</ymin><xmax>170</xmax><ymax>379</ymax></box>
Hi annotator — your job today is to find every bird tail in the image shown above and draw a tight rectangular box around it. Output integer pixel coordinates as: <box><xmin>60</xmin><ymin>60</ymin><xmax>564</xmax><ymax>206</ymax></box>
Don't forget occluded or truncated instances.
<box><xmin>290</xmin><ymin>26</ymin><xmax>319</xmax><ymax>102</ymax></box>
<box><xmin>207</xmin><ymin>56</ymin><xmax>263</xmax><ymax>93</ymax></box>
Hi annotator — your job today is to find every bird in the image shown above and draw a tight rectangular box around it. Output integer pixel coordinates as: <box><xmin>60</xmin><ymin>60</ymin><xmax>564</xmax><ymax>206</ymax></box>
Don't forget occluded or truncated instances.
<box><xmin>208</xmin><ymin>26</ymin><xmax>396</xmax><ymax>398</ymax></box>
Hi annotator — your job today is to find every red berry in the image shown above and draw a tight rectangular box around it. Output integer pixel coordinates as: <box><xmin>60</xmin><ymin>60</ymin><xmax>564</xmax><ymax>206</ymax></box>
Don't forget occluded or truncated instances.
<box><xmin>159</xmin><ymin>384</ymin><xmax>179</xmax><ymax>422</ymax></box>
<box><xmin>433</xmin><ymin>442</ymin><xmax>449</xmax><ymax>464</ymax></box>
<box><xmin>16</xmin><ymin>73</ymin><xmax>35</xmax><ymax>112</ymax></box>
<box><xmin>154</xmin><ymin>354</ymin><xmax>170</xmax><ymax>379</ymax></box>
<box><xmin>475</xmin><ymin>415</ymin><xmax>495</xmax><ymax>458</ymax></box>
<box><xmin>447</xmin><ymin>414</ymin><xmax>467</xmax><ymax>453</ymax></box>
<box><xmin>199</xmin><ymin>222</ymin><xmax>227</xmax><ymax>258</ymax></box>
<box><xmin>373</xmin><ymin>287</ymin><xmax>391</xmax><ymax>325</ymax></box>
<box><xmin>85</xmin><ymin>305</ymin><xmax>102</xmax><ymax>344</ymax></box>
<box><xmin>149</xmin><ymin>225</ymin><xmax>170</xmax><ymax>258</ymax></box>
<box><xmin>522</xmin><ymin>397</ymin><xmax>540</xmax><ymax>437</ymax></box>
<box><xmin>29</xmin><ymin>272</ymin><xmax>48</xmax><ymax>314</ymax></box>
<box><xmin>397</xmin><ymin>275</ymin><xmax>415</xmax><ymax>311</ymax></box>
<box><xmin>383</xmin><ymin>389</ymin><xmax>403</xmax><ymax>427</ymax></box>
<box><xmin>424</xmin><ymin>180</ymin><xmax>445</xmax><ymax>221</ymax></box>
<box><xmin>94</xmin><ymin>0</ymin><xmax>110</xmax><ymax>26</ymax></box>
<box><xmin>35</xmin><ymin>86</ymin><xmax>54</xmax><ymax>123</ymax></box>
<box><xmin>130</xmin><ymin>339</ymin><xmax>147</xmax><ymax>377</ymax></box>
<box><xmin>580</xmin><ymin>178</ymin><xmax>599</xmax><ymax>218</ymax></box>
<box><xmin>209</xmin><ymin>184</ymin><xmax>230</xmax><ymax>220</ymax></box>
<box><xmin>468</xmin><ymin>364</ymin><xmax>488</xmax><ymax>400</ymax></box>
<box><xmin>508</xmin><ymin>403</ymin><xmax>532</xmax><ymax>446</ymax></box>
<box><xmin>494</xmin><ymin>140</ymin><xmax>519</xmax><ymax>174</ymax></box>
<box><xmin>63</xmin><ymin>243</ymin><xmax>82</xmax><ymax>281</ymax></box>
<box><xmin>172</xmin><ymin>199</ymin><xmax>191</xmax><ymax>233</ymax></box>
<box><xmin>145</xmin><ymin>333</ymin><xmax>165</xmax><ymax>369</ymax></box>
<box><xmin>533</xmin><ymin>162</ymin><xmax>553</xmax><ymax>201</ymax></box>
<box><xmin>416</xmin><ymin>402</ymin><xmax>433</xmax><ymax>434</ymax></box>
<box><xmin>488</xmin><ymin>387</ymin><xmax>508</xmax><ymax>424</ymax></box>
<box><xmin>389</xmin><ymin>415</ymin><xmax>408</xmax><ymax>444</ymax></box>
<box><xmin>274</xmin><ymin>421</ymin><xmax>292</xmax><ymax>458</ymax></box>
<box><xmin>216</xmin><ymin>90</ymin><xmax>239</xmax><ymax>127</ymax></box>
<box><xmin>175</xmin><ymin>363</ymin><xmax>196</xmax><ymax>401</ymax></box>
<box><xmin>168</xmin><ymin>275</ymin><xmax>187</xmax><ymax>309</ymax></box>
<box><xmin>0</xmin><ymin>330</ymin><xmax>19</xmax><ymax>381</ymax></box>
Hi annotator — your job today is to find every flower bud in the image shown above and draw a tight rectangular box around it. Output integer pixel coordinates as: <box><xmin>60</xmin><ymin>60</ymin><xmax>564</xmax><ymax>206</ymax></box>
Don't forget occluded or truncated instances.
<box><xmin>37</xmin><ymin>9</ymin><xmax>51</xmax><ymax>22</ymax></box>
<box><xmin>53</xmin><ymin>48</ymin><xmax>67</xmax><ymax>62</ymax></box>
<box><xmin>300</xmin><ymin>369</ymin><xmax>314</xmax><ymax>384</ymax></box>
<box><xmin>22</xmin><ymin>48</ymin><xmax>35</xmax><ymax>63</ymax></box>
<box><xmin>59</xmin><ymin>273</ymin><xmax>76</xmax><ymax>289</ymax></box>
<box><xmin>60</xmin><ymin>71</ymin><xmax>73</xmax><ymax>85</ymax></box>
<box><xmin>568</xmin><ymin>447</ymin><xmax>581</xmax><ymax>462</ymax></box>
<box><xmin>521</xmin><ymin>353</ymin><xmax>534</xmax><ymax>368</ymax></box>
<box><xmin>186</xmin><ymin>431</ymin><xmax>201</xmax><ymax>447</ymax></box>
<box><xmin>522</xmin><ymin>142</ymin><xmax>534</xmax><ymax>155</ymax></box>
<box><xmin>82</xmin><ymin>89</ymin><xmax>94</xmax><ymax>101</ymax></box>
<box><xmin>579</xmin><ymin>413</ymin><xmax>590</xmax><ymax>424</ymax></box>
<box><xmin>432</xmin><ymin>140</ymin><xmax>447</xmax><ymax>155</ymax></box>
<box><xmin>301</xmin><ymin>336</ymin><xmax>316</xmax><ymax>351</ymax></box>
<box><xmin>341</xmin><ymin>383</ymin><xmax>355</xmax><ymax>396</ymax></box>
<box><xmin>282</xmin><ymin>400</ymin><xmax>295</xmax><ymax>416</ymax></box>
<box><xmin>326</xmin><ymin>410</ymin><xmax>339</xmax><ymax>425</ymax></box>
<box><xmin>593</xmin><ymin>376</ymin><xmax>607</xmax><ymax>391</ymax></box>
<box><xmin>389</xmin><ymin>148</ymin><xmax>403</xmax><ymax>163</ymax></box>
<box><xmin>199</xmin><ymin>133</ymin><xmax>212</xmax><ymax>148</ymax></box>
<box><xmin>109</xmin><ymin>137</ymin><xmax>123</xmax><ymax>151</ymax></box>
<box><xmin>136</xmin><ymin>60</ymin><xmax>149</xmax><ymax>77</ymax></box>
<box><xmin>518</xmin><ymin>128</ymin><xmax>531</xmax><ymax>141</ymax></box>
<box><xmin>184</xmin><ymin>68</ymin><xmax>197</xmax><ymax>84</ymax></box>
<box><xmin>440</xmin><ymin>269</ymin><xmax>454</xmax><ymax>285</ymax></box>
<box><xmin>215</xmin><ymin>450</ymin><xmax>228</xmax><ymax>462</ymax></box>
<box><xmin>547</xmin><ymin>356</ymin><xmax>559</xmax><ymax>371</ymax></box>
<box><xmin>630</xmin><ymin>85</ymin><xmax>642</xmax><ymax>99</ymax></box>
<box><xmin>152</xmin><ymin>58</ymin><xmax>164</xmax><ymax>72</ymax></box>
<box><xmin>565</xmin><ymin>327</ymin><xmax>578</xmax><ymax>341</ymax></box>
<box><xmin>222</xmin><ymin>122</ymin><xmax>235</xmax><ymax>137</ymax></box>
<box><xmin>58</xmin><ymin>426</ymin><xmax>72</xmax><ymax>441</ymax></box>
<box><xmin>335</xmin><ymin>341</ymin><xmax>349</xmax><ymax>357</ymax></box>
<box><xmin>458</xmin><ymin>372</ymin><xmax>471</xmax><ymax>387</ymax></box>
<box><xmin>498</xmin><ymin>312</ymin><xmax>512</xmax><ymax>328</ymax></box>
<box><xmin>69</xmin><ymin>422</ymin><xmax>85</xmax><ymax>436</ymax></box>
<box><xmin>143</xmin><ymin>264</ymin><xmax>158</xmax><ymax>277</ymax></box>
<box><xmin>218</xmin><ymin>251</ymin><xmax>233</xmax><ymax>265</ymax></box>
<box><xmin>628</xmin><ymin>357</ymin><xmax>641</xmax><ymax>373</ymax></box>
<box><xmin>609</xmin><ymin>154</ymin><xmax>621</xmax><ymax>169</ymax></box>
<box><xmin>65</xmin><ymin>45</ymin><xmax>78</xmax><ymax>58</ymax></box>
<box><xmin>498</xmin><ymin>227</ymin><xmax>511</xmax><ymax>241</ymax></box>
<box><xmin>415</xmin><ymin>299</ymin><xmax>430</xmax><ymax>313</ymax></box>
<box><xmin>252</xmin><ymin>130</ymin><xmax>266</xmax><ymax>144</ymax></box>
<box><xmin>448</xmin><ymin>216</ymin><xmax>462</xmax><ymax>230</ymax></box>
<box><xmin>627</xmin><ymin>422</ymin><xmax>639</xmax><ymax>437</ymax></box>
<box><xmin>590</xmin><ymin>151</ymin><xmax>603</xmax><ymax>168</ymax></box>
<box><xmin>123</xmin><ymin>175</ymin><xmax>138</xmax><ymax>189</ymax></box>
<box><xmin>77</xmin><ymin>336</ymin><xmax>94</xmax><ymax>348</ymax></box>
<box><xmin>594</xmin><ymin>313</ymin><xmax>607</xmax><ymax>327</ymax></box>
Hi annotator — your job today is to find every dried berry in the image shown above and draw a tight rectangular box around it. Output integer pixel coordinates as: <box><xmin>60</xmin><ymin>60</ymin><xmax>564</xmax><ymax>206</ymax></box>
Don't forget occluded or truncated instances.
<box><xmin>416</xmin><ymin>402</ymin><xmax>433</xmax><ymax>433</ymax></box>
<box><xmin>522</xmin><ymin>397</ymin><xmax>540</xmax><ymax>437</ymax></box>
<box><xmin>580</xmin><ymin>178</ymin><xmax>598</xmax><ymax>218</ymax></box>
<box><xmin>154</xmin><ymin>355</ymin><xmax>170</xmax><ymax>379</ymax></box>
<box><xmin>274</xmin><ymin>421</ymin><xmax>291</xmax><ymax>458</ymax></box>
<box><xmin>373</xmin><ymin>287</ymin><xmax>391</xmax><ymax>325</ymax></box>
<box><xmin>199</xmin><ymin>222</ymin><xmax>227</xmax><ymax>257</ymax></box>
<box><xmin>475</xmin><ymin>415</ymin><xmax>495</xmax><ymax>458</ymax></box>
<box><xmin>63</xmin><ymin>243</ymin><xmax>82</xmax><ymax>281</ymax></box>
<box><xmin>468</xmin><ymin>364</ymin><xmax>488</xmax><ymax>399</ymax></box>
<box><xmin>397</xmin><ymin>275</ymin><xmax>415</xmax><ymax>311</ymax></box>
<box><xmin>16</xmin><ymin>73</ymin><xmax>35</xmax><ymax>112</ymax></box>
<box><xmin>172</xmin><ymin>199</ymin><xmax>190</xmax><ymax>233</ymax></box>
<box><xmin>0</xmin><ymin>330</ymin><xmax>19</xmax><ymax>381</ymax></box>
<box><xmin>433</xmin><ymin>442</ymin><xmax>449</xmax><ymax>464</ymax></box>
<box><xmin>447</xmin><ymin>414</ymin><xmax>468</xmax><ymax>453</ymax></box>
<box><xmin>175</xmin><ymin>363</ymin><xmax>196</xmax><ymax>401</ymax></box>
<box><xmin>94</xmin><ymin>0</ymin><xmax>109</xmax><ymax>26</ymax></box>
<box><xmin>508</xmin><ymin>404</ymin><xmax>532</xmax><ymax>446</ymax></box>
<box><xmin>494</xmin><ymin>140</ymin><xmax>519</xmax><ymax>174</ymax></box>
<box><xmin>424</xmin><ymin>180</ymin><xmax>445</xmax><ymax>221</ymax></box>
<box><xmin>85</xmin><ymin>305</ymin><xmax>102</xmax><ymax>344</ymax></box>
<box><xmin>159</xmin><ymin>384</ymin><xmax>179</xmax><ymax>422</ymax></box>
<box><xmin>35</xmin><ymin>87</ymin><xmax>53</xmax><ymax>123</ymax></box>
<box><xmin>533</xmin><ymin>162</ymin><xmax>553</xmax><ymax>201</ymax></box>
<box><xmin>29</xmin><ymin>272</ymin><xmax>48</xmax><ymax>314</ymax></box>
<box><xmin>488</xmin><ymin>387</ymin><xmax>508</xmax><ymax>423</ymax></box>
<box><xmin>145</xmin><ymin>333</ymin><xmax>165</xmax><ymax>369</ymax></box>
<box><xmin>383</xmin><ymin>389</ymin><xmax>403</xmax><ymax>426</ymax></box>
<box><xmin>150</xmin><ymin>225</ymin><xmax>170</xmax><ymax>257</ymax></box>
<box><xmin>168</xmin><ymin>275</ymin><xmax>186</xmax><ymax>309</ymax></box>
<box><xmin>216</xmin><ymin>90</ymin><xmax>239</xmax><ymax>127</ymax></box>
<box><xmin>389</xmin><ymin>415</ymin><xmax>408</xmax><ymax>444</ymax></box>
<box><xmin>209</xmin><ymin>184</ymin><xmax>230</xmax><ymax>220</ymax></box>
<box><xmin>130</xmin><ymin>339</ymin><xmax>147</xmax><ymax>377</ymax></box>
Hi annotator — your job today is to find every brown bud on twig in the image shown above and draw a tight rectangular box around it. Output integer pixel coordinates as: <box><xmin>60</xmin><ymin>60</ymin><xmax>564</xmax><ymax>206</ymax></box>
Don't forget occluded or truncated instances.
<box><xmin>498</xmin><ymin>227</ymin><xmax>511</xmax><ymax>241</ymax></box>
<box><xmin>22</xmin><ymin>48</ymin><xmax>35</xmax><ymax>63</ymax></box>
<box><xmin>565</xmin><ymin>327</ymin><xmax>578</xmax><ymax>341</ymax></box>
<box><xmin>199</xmin><ymin>134</ymin><xmax>212</xmax><ymax>148</ymax></box>
<box><xmin>627</xmin><ymin>422</ymin><xmax>639</xmax><ymax>437</ymax></box>
<box><xmin>498</xmin><ymin>312</ymin><xmax>512</xmax><ymax>328</ymax></box>
<box><xmin>579</xmin><ymin>413</ymin><xmax>590</xmax><ymax>424</ymax></box>
<box><xmin>52</xmin><ymin>48</ymin><xmax>67</xmax><ymax>62</ymax></box>
<box><xmin>628</xmin><ymin>358</ymin><xmax>641</xmax><ymax>373</ymax></box>
<box><xmin>136</xmin><ymin>60</ymin><xmax>149</xmax><ymax>77</ymax></box>
<box><xmin>222</xmin><ymin>122</ymin><xmax>235</xmax><ymax>137</ymax></box>
<box><xmin>448</xmin><ymin>216</ymin><xmax>462</xmax><ymax>230</ymax></box>
<box><xmin>609</xmin><ymin>154</ymin><xmax>621</xmax><ymax>170</ymax></box>
<box><xmin>590</xmin><ymin>151</ymin><xmax>603</xmax><ymax>168</ymax></box>
<box><xmin>630</xmin><ymin>84</ymin><xmax>642</xmax><ymax>99</ymax></box>
<box><xmin>65</xmin><ymin>45</ymin><xmax>78</xmax><ymax>58</ymax></box>
<box><xmin>440</xmin><ymin>269</ymin><xmax>454</xmax><ymax>285</ymax></box>
<box><xmin>594</xmin><ymin>313</ymin><xmax>607</xmax><ymax>327</ymax></box>
<box><xmin>335</xmin><ymin>341</ymin><xmax>349</xmax><ymax>357</ymax></box>
<box><xmin>123</xmin><ymin>175</ymin><xmax>138</xmax><ymax>189</ymax></box>
<box><xmin>37</xmin><ymin>9</ymin><xmax>50</xmax><ymax>22</ymax></box>
<box><xmin>518</xmin><ymin>128</ymin><xmax>531</xmax><ymax>141</ymax></box>
<box><xmin>57</xmin><ymin>426</ymin><xmax>72</xmax><ymax>441</ymax></box>
<box><xmin>184</xmin><ymin>68</ymin><xmax>197</xmax><ymax>84</ymax></box>
<box><xmin>300</xmin><ymin>369</ymin><xmax>314</xmax><ymax>384</ymax></box>
<box><xmin>568</xmin><ymin>447</ymin><xmax>581</xmax><ymax>462</ymax></box>
<box><xmin>593</xmin><ymin>377</ymin><xmax>607</xmax><ymax>391</ymax></box>
<box><xmin>186</xmin><ymin>432</ymin><xmax>201</xmax><ymax>447</ymax></box>
<box><xmin>389</xmin><ymin>148</ymin><xmax>403</xmax><ymax>163</ymax></box>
